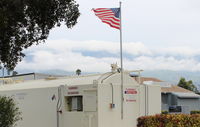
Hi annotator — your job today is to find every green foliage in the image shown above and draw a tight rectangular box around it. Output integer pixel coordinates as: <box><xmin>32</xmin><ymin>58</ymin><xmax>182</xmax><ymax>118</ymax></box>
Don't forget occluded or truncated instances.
<box><xmin>0</xmin><ymin>96</ymin><xmax>21</xmax><ymax>127</ymax></box>
<box><xmin>161</xmin><ymin>110</ymin><xmax>168</xmax><ymax>114</ymax></box>
<box><xmin>177</xmin><ymin>77</ymin><xmax>199</xmax><ymax>93</ymax></box>
<box><xmin>0</xmin><ymin>0</ymin><xmax>80</xmax><ymax>70</ymax></box>
<box><xmin>137</xmin><ymin>114</ymin><xmax>200</xmax><ymax>127</ymax></box>
<box><xmin>76</xmin><ymin>69</ymin><xmax>81</xmax><ymax>76</ymax></box>
<box><xmin>191</xmin><ymin>110</ymin><xmax>200</xmax><ymax>115</ymax></box>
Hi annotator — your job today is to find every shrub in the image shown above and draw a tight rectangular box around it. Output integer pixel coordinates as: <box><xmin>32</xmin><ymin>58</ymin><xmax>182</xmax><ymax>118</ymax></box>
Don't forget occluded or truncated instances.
<box><xmin>0</xmin><ymin>96</ymin><xmax>21</xmax><ymax>127</ymax></box>
<box><xmin>137</xmin><ymin>114</ymin><xmax>200</xmax><ymax>127</ymax></box>
<box><xmin>161</xmin><ymin>110</ymin><xmax>168</xmax><ymax>114</ymax></box>
<box><xmin>191</xmin><ymin>110</ymin><xmax>200</xmax><ymax>115</ymax></box>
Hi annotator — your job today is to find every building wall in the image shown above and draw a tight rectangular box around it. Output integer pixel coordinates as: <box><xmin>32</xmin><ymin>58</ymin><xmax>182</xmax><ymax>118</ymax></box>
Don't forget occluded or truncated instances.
<box><xmin>170</xmin><ymin>94</ymin><xmax>178</xmax><ymax>105</ymax></box>
<box><xmin>177</xmin><ymin>98</ymin><xmax>200</xmax><ymax>114</ymax></box>
<box><xmin>161</xmin><ymin>93</ymin><xmax>169</xmax><ymax>111</ymax></box>
<box><xmin>161</xmin><ymin>93</ymin><xmax>200</xmax><ymax>114</ymax></box>
<box><xmin>147</xmin><ymin>85</ymin><xmax>161</xmax><ymax>115</ymax></box>
<box><xmin>0</xmin><ymin>87</ymin><xmax>59</xmax><ymax>127</ymax></box>
<box><xmin>98</xmin><ymin>84</ymin><xmax>140</xmax><ymax>127</ymax></box>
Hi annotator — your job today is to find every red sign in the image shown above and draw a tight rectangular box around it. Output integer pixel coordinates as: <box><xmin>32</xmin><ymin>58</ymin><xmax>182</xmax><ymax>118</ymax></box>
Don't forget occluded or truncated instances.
<box><xmin>126</xmin><ymin>99</ymin><xmax>136</xmax><ymax>102</ymax></box>
<box><xmin>68</xmin><ymin>86</ymin><xmax>78</xmax><ymax>90</ymax></box>
<box><xmin>124</xmin><ymin>88</ymin><xmax>137</xmax><ymax>94</ymax></box>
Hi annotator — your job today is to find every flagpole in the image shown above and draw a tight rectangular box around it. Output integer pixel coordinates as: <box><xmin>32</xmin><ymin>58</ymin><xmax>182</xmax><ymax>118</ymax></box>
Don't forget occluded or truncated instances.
<box><xmin>119</xmin><ymin>1</ymin><xmax>124</xmax><ymax>120</ymax></box>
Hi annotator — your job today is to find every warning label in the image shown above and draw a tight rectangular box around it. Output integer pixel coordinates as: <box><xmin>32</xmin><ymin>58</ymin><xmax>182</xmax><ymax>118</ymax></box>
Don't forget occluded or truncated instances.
<box><xmin>124</xmin><ymin>88</ymin><xmax>137</xmax><ymax>102</ymax></box>
<box><xmin>124</xmin><ymin>88</ymin><xmax>137</xmax><ymax>94</ymax></box>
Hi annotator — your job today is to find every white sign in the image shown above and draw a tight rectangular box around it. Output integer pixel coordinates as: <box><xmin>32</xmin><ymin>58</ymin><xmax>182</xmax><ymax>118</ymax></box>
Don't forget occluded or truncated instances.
<box><xmin>124</xmin><ymin>88</ymin><xmax>137</xmax><ymax>102</ymax></box>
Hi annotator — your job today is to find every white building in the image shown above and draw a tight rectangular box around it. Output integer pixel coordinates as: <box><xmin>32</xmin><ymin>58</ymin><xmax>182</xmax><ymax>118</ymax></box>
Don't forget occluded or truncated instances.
<box><xmin>0</xmin><ymin>71</ymin><xmax>161</xmax><ymax>127</ymax></box>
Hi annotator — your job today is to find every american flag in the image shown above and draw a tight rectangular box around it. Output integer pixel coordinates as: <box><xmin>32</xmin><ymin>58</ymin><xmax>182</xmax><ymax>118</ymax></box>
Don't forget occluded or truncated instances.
<box><xmin>93</xmin><ymin>8</ymin><xmax>120</xmax><ymax>29</ymax></box>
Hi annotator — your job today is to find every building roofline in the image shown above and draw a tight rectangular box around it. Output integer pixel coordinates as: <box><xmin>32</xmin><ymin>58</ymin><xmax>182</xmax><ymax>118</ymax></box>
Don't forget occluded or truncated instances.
<box><xmin>0</xmin><ymin>73</ymin><xmax>36</xmax><ymax>78</ymax></box>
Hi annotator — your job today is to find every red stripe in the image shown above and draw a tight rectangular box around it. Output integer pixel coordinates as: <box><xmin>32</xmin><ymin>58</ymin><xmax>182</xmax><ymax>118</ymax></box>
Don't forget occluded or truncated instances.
<box><xmin>93</xmin><ymin>10</ymin><xmax>112</xmax><ymax>13</ymax></box>
<box><xmin>93</xmin><ymin>8</ymin><xmax>120</xmax><ymax>30</ymax></box>
<box><xmin>100</xmin><ymin>16</ymin><xmax>120</xmax><ymax>22</ymax></box>
<box><xmin>95</xmin><ymin>14</ymin><xmax>114</xmax><ymax>18</ymax></box>
<box><xmin>93</xmin><ymin>8</ymin><xmax>109</xmax><ymax>11</ymax></box>
<box><xmin>102</xmin><ymin>21</ymin><xmax>120</xmax><ymax>29</ymax></box>
<box><xmin>95</xmin><ymin>13</ymin><xmax>120</xmax><ymax>21</ymax></box>
<box><xmin>102</xmin><ymin>19</ymin><xmax>120</xmax><ymax>26</ymax></box>
<box><xmin>96</xmin><ymin>14</ymin><xmax>115</xmax><ymax>19</ymax></box>
<box><xmin>102</xmin><ymin>19</ymin><xmax>120</xmax><ymax>27</ymax></box>
<box><xmin>101</xmin><ymin>17</ymin><xmax>120</xmax><ymax>23</ymax></box>
<box><xmin>95</xmin><ymin>12</ymin><xmax>114</xmax><ymax>16</ymax></box>
<box><xmin>96</xmin><ymin>15</ymin><xmax>114</xmax><ymax>19</ymax></box>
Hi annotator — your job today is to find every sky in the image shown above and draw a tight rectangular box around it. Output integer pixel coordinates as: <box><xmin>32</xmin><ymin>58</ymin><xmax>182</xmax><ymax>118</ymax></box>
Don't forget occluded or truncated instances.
<box><xmin>15</xmin><ymin>0</ymin><xmax>200</xmax><ymax>73</ymax></box>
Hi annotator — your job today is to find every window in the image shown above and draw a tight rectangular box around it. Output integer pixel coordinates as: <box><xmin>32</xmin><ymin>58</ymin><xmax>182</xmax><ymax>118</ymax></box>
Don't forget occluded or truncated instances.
<box><xmin>169</xmin><ymin>106</ymin><xmax>182</xmax><ymax>112</ymax></box>
<box><xmin>65</xmin><ymin>96</ymin><xmax>83</xmax><ymax>112</ymax></box>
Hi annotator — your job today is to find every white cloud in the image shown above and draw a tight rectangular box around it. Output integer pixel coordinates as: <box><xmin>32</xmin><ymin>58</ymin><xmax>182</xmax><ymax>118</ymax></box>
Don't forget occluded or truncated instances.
<box><xmin>125</xmin><ymin>56</ymin><xmax>200</xmax><ymax>71</ymax></box>
<box><xmin>17</xmin><ymin>50</ymin><xmax>118</xmax><ymax>72</ymax></box>
<box><xmin>16</xmin><ymin>40</ymin><xmax>200</xmax><ymax>73</ymax></box>
<box><xmin>25</xmin><ymin>40</ymin><xmax>151</xmax><ymax>56</ymax></box>
<box><xmin>153</xmin><ymin>46</ymin><xmax>200</xmax><ymax>57</ymax></box>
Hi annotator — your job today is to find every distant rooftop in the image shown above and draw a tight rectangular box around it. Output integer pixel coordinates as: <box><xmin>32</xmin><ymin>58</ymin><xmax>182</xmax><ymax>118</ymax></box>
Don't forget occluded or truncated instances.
<box><xmin>161</xmin><ymin>85</ymin><xmax>193</xmax><ymax>93</ymax></box>
<box><xmin>133</xmin><ymin>76</ymin><xmax>194</xmax><ymax>93</ymax></box>
<box><xmin>140</xmin><ymin>77</ymin><xmax>163</xmax><ymax>83</ymax></box>
<box><xmin>132</xmin><ymin>76</ymin><xmax>163</xmax><ymax>84</ymax></box>
<box><xmin>172</xmin><ymin>92</ymin><xmax>200</xmax><ymax>98</ymax></box>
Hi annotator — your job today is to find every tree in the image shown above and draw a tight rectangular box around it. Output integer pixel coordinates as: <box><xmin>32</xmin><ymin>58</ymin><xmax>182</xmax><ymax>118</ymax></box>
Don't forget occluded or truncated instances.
<box><xmin>177</xmin><ymin>77</ymin><xmax>199</xmax><ymax>93</ymax></box>
<box><xmin>0</xmin><ymin>0</ymin><xmax>80</xmax><ymax>70</ymax></box>
<box><xmin>0</xmin><ymin>96</ymin><xmax>21</xmax><ymax>127</ymax></box>
<box><xmin>76</xmin><ymin>69</ymin><xmax>81</xmax><ymax>76</ymax></box>
<box><xmin>12</xmin><ymin>71</ymin><xmax>18</xmax><ymax>76</ymax></box>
